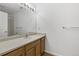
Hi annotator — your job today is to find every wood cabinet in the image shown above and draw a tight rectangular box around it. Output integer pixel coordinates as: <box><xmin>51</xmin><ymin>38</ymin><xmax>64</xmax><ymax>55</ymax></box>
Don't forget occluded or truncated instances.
<box><xmin>25</xmin><ymin>39</ymin><xmax>41</xmax><ymax>56</ymax></box>
<box><xmin>26</xmin><ymin>48</ymin><xmax>36</xmax><ymax>56</ymax></box>
<box><xmin>3</xmin><ymin>36</ymin><xmax>45</xmax><ymax>56</ymax></box>
<box><xmin>40</xmin><ymin>37</ymin><xmax>45</xmax><ymax>55</ymax></box>
<box><xmin>4</xmin><ymin>47</ymin><xmax>25</xmax><ymax>56</ymax></box>
<box><xmin>35</xmin><ymin>40</ymin><xmax>41</xmax><ymax>56</ymax></box>
<box><xmin>25</xmin><ymin>42</ymin><xmax>36</xmax><ymax>56</ymax></box>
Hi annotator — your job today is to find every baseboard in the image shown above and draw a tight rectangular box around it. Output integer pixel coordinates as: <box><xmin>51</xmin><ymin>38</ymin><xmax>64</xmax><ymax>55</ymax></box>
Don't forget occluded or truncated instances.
<box><xmin>44</xmin><ymin>50</ymin><xmax>62</xmax><ymax>56</ymax></box>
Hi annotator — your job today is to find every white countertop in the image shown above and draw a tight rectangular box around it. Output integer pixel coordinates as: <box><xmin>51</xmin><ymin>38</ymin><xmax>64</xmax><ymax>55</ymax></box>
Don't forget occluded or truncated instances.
<box><xmin>0</xmin><ymin>34</ymin><xmax>45</xmax><ymax>56</ymax></box>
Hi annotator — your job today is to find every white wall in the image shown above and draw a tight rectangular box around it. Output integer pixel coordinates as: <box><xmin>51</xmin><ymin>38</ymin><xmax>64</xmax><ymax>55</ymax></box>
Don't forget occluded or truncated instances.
<box><xmin>35</xmin><ymin>3</ymin><xmax>79</xmax><ymax>56</ymax></box>
<box><xmin>0</xmin><ymin>11</ymin><xmax>8</xmax><ymax>37</ymax></box>
<box><xmin>14</xmin><ymin>8</ymin><xmax>36</xmax><ymax>34</ymax></box>
<box><xmin>0</xmin><ymin>6</ymin><xmax>15</xmax><ymax>36</ymax></box>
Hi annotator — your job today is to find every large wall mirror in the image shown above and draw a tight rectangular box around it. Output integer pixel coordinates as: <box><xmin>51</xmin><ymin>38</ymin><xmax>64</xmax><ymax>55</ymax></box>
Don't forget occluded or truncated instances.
<box><xmin>0</xmin><ymin>3</ymin><xmax>37</xmax><ymax>38</ymax></box>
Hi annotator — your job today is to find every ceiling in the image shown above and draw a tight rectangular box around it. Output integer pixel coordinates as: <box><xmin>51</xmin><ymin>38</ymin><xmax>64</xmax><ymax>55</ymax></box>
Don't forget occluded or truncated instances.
<box><xmin>0</xmin><ymin>3</ymin><xmax>21</xmax><ymax>13</ymax></box>
<box><xmin>0</xmin><ymin>3</ymin><xmax>37</xmax><ymax>14</ymax></box>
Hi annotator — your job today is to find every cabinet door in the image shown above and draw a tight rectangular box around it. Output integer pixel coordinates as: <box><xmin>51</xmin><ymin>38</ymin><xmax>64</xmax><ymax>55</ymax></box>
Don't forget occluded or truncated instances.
<box><xmin>25</xmin><ymin>42</ymin><xmax>36</xmax><ymax>56</ymax></box>
<box><xmin>26</xmin><ymin>47</ymin><xmax>36</xmax><ymax>56</ymax></box>
<box><xmin>35</xmin><ymin>40</ymin><xmax>41</xmax><ymax>56</ymax></box>
<box><xmin>4</xmin><ymin>47</ymin><xmax>25</xmax><ymax>56</ymax></box>
<box><xmin>41</xmin><ymin>37</ymin><xmax>45</xmax><ymax>55</ymax></box>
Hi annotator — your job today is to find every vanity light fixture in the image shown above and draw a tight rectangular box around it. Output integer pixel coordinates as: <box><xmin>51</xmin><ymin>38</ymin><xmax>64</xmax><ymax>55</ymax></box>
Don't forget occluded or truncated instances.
<box><xmin>19</xmin><ymin>3</ymin><xmax>36</xmax><ymax>12</ymax></box>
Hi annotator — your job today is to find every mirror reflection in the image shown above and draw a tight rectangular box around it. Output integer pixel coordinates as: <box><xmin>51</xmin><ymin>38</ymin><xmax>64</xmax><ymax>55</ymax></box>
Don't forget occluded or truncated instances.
<box><xmin>0</xmin><ymin>3</ymin><xmax>37</xmax><ymax>38</ymax></box>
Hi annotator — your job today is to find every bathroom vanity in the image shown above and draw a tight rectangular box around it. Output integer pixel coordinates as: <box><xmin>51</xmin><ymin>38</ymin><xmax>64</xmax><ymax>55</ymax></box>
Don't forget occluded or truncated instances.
<box><xmin>0</xmin><ymin>33</ymin><xmax>45</xmax><ymax>56</ymax></box>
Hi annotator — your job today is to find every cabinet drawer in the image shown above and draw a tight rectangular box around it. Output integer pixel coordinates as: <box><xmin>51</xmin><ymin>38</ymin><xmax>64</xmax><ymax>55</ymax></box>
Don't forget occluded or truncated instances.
<box><xmin>4</xmin><ymin>47</ymin><xmax>25</xmax><ymax>56</ymax></box>
<box><xmin>26</xmin><ymin>47</ymin><xmax>36</xmax><ymax>56</ymax></box>
<box><xmin>25</xmin><ymin>40</ymin><xmax>40</xmax><ymax>51</ymax></box>
<box><xmin>34</xmin><ymin>39</ymin><xmax>40</xmax><ymax>45</ymax></box>
<box><xmin>25</xmin><ymin>42</ymin><xmax>34</xmax><ymax>51</ymax></box>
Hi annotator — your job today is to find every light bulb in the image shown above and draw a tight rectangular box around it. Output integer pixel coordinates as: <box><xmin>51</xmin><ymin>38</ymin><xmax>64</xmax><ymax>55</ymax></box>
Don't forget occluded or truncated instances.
<box><xmin>25</xmin><ymin>2</ymin><xmax>29</xmax><ymax>5</ymax></box>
